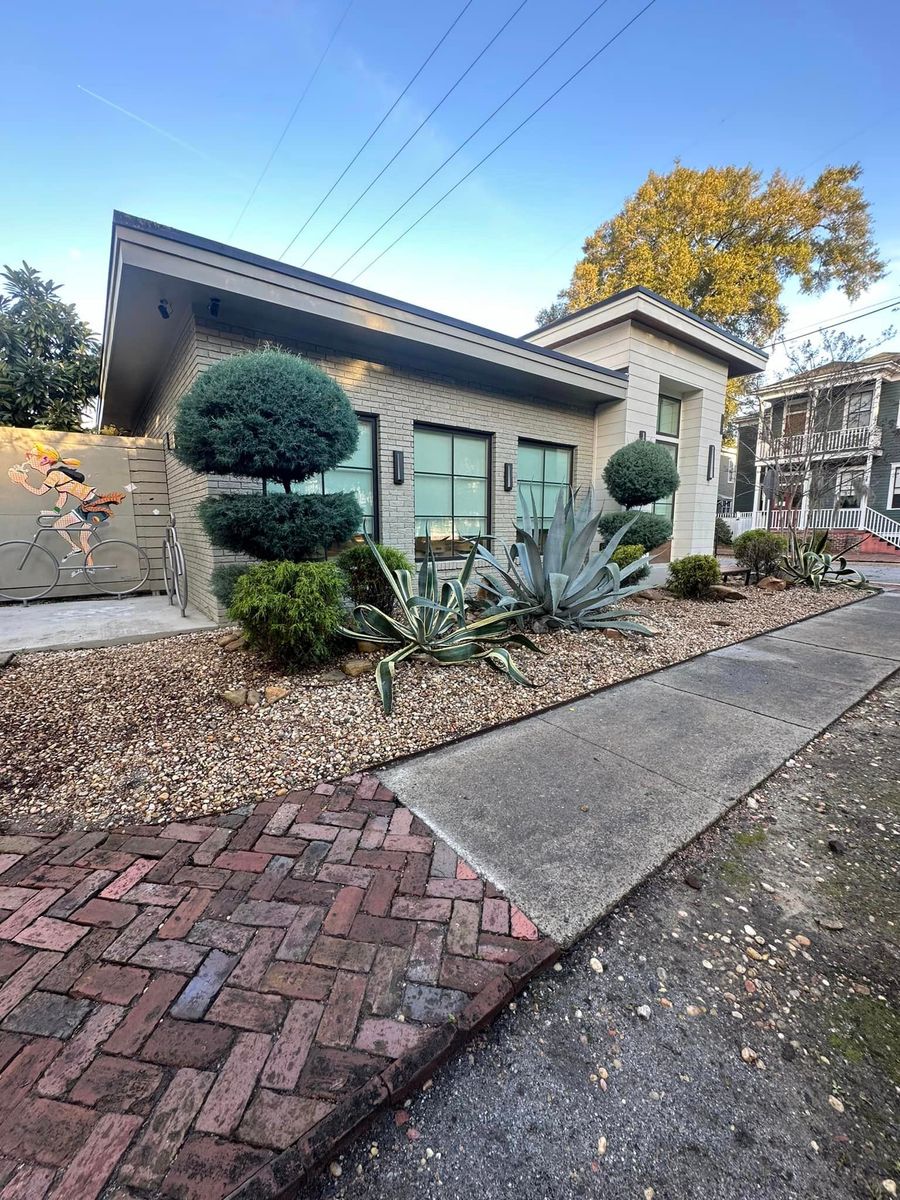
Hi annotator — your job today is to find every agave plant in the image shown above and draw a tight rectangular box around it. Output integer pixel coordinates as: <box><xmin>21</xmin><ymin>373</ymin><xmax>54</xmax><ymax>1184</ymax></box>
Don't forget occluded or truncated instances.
<box><xmin>475</xmin><ymin>488</ymin><xmax>653</xmax><ymax>634</ymax></box>
<box><xmin>338</xmin><ymin>531</ymin><xmax>541</xmax><ymax>715</ymax></box>
<box><xmin>781</xmin><ymin>528</ymin><xmax>868</xmax><ymax>592</ymax></box>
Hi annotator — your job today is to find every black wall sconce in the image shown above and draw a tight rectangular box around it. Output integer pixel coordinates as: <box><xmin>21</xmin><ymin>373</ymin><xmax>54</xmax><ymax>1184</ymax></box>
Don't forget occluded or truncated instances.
<box><xmin>638</xmin><ymin>430</ymin><xmax>647</xmax><ymax>441</ymax></box>
<box><xmin>158</xmin><ymin>298</ymin><xmax>171</xmax><ymax>320</ymax></box>
<box><xmin>707</xmin><ymin>443</ymin><xmax>716</xmax><ymax>481</ymax></box>
<box><xmin>392</xmin><ymin>450</ymin><xmax>405</xmax><ymax>484</ymax></box>
<box><xmin>165</xmin><ymin>431</ymin><xmax>177</xmax><ymax>451</ymax></box>
<box><xmin>503</xmin><ymin>462</ymin><xmax>514</xmax><ymax>492</ymax></box>
<box><xmin>208</xmin><ymin>297</ymin><xmax>221</xmax><ymax>318</ymax></box>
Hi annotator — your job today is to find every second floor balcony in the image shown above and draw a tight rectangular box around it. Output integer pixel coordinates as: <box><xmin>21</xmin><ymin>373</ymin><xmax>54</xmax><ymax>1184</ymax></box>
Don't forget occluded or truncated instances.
<box><xmin>757</xmin><ymin>424</ymin><xmax>882</xmax><ymax>462</ymax></box>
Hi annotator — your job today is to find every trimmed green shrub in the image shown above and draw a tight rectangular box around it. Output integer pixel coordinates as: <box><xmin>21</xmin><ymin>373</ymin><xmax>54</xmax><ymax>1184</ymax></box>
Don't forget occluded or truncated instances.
<box><xmin>336</xmin><ymin>541</ymin><xmax>413</xmax><ymax>613</ymax></box>
<box><xmin>175</xmin><ymin>349</ymin><xmax>358</xmax><ymax>486</ymax></box>
<box><xmin>732</xmin><ymin>528</ymin><xmax>787</xmax><ymax>580</ymax></box>
<box><xmin>603</xmin><ymin>440</ymin><xmax>680</xmax><ymax>509</ymax></box>
<box><xmin>228</xmin><ymin>560</ymin><xmax>344</xmax><ymax>666</ymax></box>
<box><xmin>715</xmin><ymin>516</ymin><xmax>733</xmax><ymax>546</ymax></box>
<box><xmin>599</xmin><ymin>510</ymin><xmax>672</xmax><ymax>551</ymax></box>
<box><xmin>175</xmin><ymin>348</ymin><xmax>362</xmax><ymax>562</ymax></box>
<box><xmin>610</xmin><ymin>542</ymin><xmax>650</xmax><ymax>582</ymax></box>
<box><xmin>667</xmin><ymin>554</ymin><xmax>721</xmax><ymax>599</ymax></box>
<box><xmin>199</xmin><ymin>492</ymin><xmax>360</xmax><ymax>562</ymax></box>
<box><xmin>211</xmin><ymin>562</ymin><xmax>252</xmax><ymax>609</ymax></box>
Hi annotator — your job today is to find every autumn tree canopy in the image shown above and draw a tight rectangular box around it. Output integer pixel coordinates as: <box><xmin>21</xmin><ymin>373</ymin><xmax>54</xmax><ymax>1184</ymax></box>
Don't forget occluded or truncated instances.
<box><xmin>537</xmin><ymin>163</ymin><xmax>885</xmax><ymax>345</ymax></box>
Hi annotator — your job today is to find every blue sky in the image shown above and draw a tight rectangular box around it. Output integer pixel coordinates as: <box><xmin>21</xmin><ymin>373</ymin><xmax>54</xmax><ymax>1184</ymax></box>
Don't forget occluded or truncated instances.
<box><xmin>2</xmin><ymin>0</ymin><xmax>898</xmax><ymax>370</ymax></box>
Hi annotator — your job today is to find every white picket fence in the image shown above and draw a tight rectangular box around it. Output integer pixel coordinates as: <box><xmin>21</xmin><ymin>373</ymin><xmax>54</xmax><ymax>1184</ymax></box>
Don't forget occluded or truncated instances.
<box><xmin>725</xmin><ymin>508</ymin><xmax>900</xmax><ymax>548</ymax></box>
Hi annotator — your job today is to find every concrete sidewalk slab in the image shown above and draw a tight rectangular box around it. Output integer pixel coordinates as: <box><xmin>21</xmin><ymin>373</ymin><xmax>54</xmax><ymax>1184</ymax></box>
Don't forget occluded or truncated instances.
<box><xmin>0</xmin><ymin>593</ymin><xmax>217</xmax><ymax>653</ymax></box>
<box><xmin>380</xmin><ymin>592</ymin><xmax>899</xmax><ymax>947</ymax></box>
<box><xmin>379</xmin><ymin>717</ymin><xmax>725</xmax><ymax>946</ymax></box>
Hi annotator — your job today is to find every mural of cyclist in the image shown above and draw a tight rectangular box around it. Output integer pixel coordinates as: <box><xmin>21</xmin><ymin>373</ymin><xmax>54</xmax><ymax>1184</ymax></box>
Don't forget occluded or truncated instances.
<box><xmin>7</xmin><ymin>441</ymin><xmax>126</xmax><ymax>559</ymax></box>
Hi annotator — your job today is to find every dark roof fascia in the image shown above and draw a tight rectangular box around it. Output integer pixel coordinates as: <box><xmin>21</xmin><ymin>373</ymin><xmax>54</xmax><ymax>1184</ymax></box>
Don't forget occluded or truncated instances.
<box><xmin>524</xmin><ymin>285</ymin><xmax>766</xmax><ymax>359</ymax></box>
<box><xmin>110</xmin><ymin>212</ymin><xmax>628</xmax><ymax>388</ymax></box>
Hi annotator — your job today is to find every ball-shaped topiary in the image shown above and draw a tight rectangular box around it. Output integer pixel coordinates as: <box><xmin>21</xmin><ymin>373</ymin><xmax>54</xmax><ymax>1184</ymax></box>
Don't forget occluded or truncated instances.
<box><xmin>598</xmin><ymin>510</ymin><xmax>671</xmax><ymax>551</ymax></box>
<box><xmin>175</xmin><ymin>349</ymin><xmax>359</xmax><ymax>489</ymax></box>
<box><xmin>603</xmin><ymin>440</ymin><xmax>680</xmax><ymax>509</ymax></box>
<box><xmin>175</xmin><ymin>348</ymin><xmax>362</xmax><ymax>562</ymax></box>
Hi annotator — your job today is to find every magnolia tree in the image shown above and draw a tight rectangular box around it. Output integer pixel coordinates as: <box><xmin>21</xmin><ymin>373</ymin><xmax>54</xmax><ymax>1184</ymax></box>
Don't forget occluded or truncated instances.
<box><xmin>175</xmin><ymin>348</ymin><xmax>361</xmax><ymax>560</ymax></box>
<box><xmin>598</xmin><ymin>439</ymin><xmax>680</xmax><ymax>549</ymax></box>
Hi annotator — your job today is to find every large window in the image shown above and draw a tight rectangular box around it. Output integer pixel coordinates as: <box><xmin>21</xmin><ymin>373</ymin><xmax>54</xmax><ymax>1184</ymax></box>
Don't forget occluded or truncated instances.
<box><xmin>516</xmin><ymin>440</ymin><xmax>573</xmax><ymax>533</ymax></box>
<box><xmin>889</xmin><ymin>463</ymin><xmax>900</xmax><ymax>510</ymax></box>
<box><xmin>834</xmin><ymin>466</ymin><xmax>865</xmax><ymax>509</ymax></box>
<box><xmin>272</xmin><ymin>415</ymin><xmax>376</xmax><ymax>538</ymax></box>
<box><xmin>414</xmin><ymin>426</ymin><xmax>489</xmax><ymax>559</ymax></box>
<box><xmin>653</xmin><ymin>394</ymin><xmax>681</xmax><ymax>524</ymax></box>
<box><xmin>844</xmin><ymin>388</ymin><xmax>873</xmax><ymax>428</ymax></box>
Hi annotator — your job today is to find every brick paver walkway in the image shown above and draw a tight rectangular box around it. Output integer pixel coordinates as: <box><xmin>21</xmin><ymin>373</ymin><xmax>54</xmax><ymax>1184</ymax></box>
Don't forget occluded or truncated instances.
<box><xmin>0</xmin><ymin>775</ymin><xmax>556</xmax><ymax>1199</ymax></box>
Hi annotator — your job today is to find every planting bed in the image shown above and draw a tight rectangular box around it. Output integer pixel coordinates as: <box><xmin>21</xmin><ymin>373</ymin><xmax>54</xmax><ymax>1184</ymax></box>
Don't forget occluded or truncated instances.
<box><xmin>0</xmin><ymin>586</ymin><xmax>871</xmax><ymax>832</ymax></box>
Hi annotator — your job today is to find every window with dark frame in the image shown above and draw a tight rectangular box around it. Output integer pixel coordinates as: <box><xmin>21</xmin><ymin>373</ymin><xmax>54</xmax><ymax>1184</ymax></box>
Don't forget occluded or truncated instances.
<box><xmin>653</xmin><ymin>394</ymin><xmax>681</xmax><ymax>524</ymax></box>
<box><xmin>414</xmin><ymin>426</ymin><xmax>489</xmax><ymax>560</ymax></box>
<box><xmin>889</xmin><ymin>464</ymin><xmax>900</xmax><ymax>509</ymax></box>
<box><xmin>516</xmin><ymin>440</ymin><xmax>573</xmax><ymax>537</ymax></box>
<box><xmin>269</xmin><ymin>415</ymin><xmax>377</xmax><ymax>541</ymax></box>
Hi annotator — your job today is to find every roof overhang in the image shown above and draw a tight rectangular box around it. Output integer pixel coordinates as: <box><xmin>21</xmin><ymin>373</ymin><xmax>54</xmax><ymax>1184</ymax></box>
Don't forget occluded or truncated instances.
<box><xmin>100</xmin><ymin>214</ymin><xmax>628</xmax><ymax>428</ymax></box>
<box><xmin>523</xmin><ymin>287</ymin><xmax>768</xmax><ymax>379</ymax></box>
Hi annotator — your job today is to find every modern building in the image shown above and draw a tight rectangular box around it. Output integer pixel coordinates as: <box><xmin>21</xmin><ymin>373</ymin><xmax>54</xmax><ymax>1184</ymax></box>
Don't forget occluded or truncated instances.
<box><xmin>100</xmin><ymin>213</ymin><xmax>767</xmax><ymax>619</ymax></box>
<box><xmin>731</xmin><ymin>351</ymin><xmax>900</xmax><ymax>556</ymax></box>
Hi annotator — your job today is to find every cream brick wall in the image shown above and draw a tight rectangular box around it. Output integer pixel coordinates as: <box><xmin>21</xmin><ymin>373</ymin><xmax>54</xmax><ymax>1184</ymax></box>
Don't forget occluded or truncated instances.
<box><xmin>133</xmin><ymin>316</ymin><xmax>601</xmax><ymax>617</ymax></box>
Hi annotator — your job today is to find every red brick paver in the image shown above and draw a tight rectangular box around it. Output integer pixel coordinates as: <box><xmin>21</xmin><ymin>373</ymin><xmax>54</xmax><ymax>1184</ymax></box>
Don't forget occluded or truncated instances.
<box><xmin>0</xmin><ymin>775</ymin><xmax>558</xmax><ymax>1199</ymax></box>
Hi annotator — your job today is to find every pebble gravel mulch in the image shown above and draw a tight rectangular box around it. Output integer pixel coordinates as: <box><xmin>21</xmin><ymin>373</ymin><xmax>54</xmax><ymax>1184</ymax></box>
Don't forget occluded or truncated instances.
<box><xmin>0</xmin><ymin>587</ymin><xmax>870</xmax><ymax>832</ymax></box>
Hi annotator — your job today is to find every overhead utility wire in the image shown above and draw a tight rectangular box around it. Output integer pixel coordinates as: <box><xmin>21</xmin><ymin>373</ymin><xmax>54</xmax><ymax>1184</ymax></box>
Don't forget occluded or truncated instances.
<box><xmin>229</xmin><ymin>0</ymin><xmax>357</xmax><ymax>237</ymax></box>
<box><xmin>279</xmin><ymin>0</ymin><xmax>476</xmax><ymax>259</ymax></box>
<box><xmin>766</xmin><ymin>296</ymin><xmax>900</xmax><ymax>348</ymax></box>
<box><xmin>299</xmin><ymin>0</ymin><xmax>531</xmax><ymax>267</ymax></box>
<box><xmin>332</xmin><ymin>0</ymin><xmax>615</xmax><ymax>276</ymax></box>
<box><xmin>349</xmin><ymin>0</ymin><xmax>659</xmax><ymax>282</ymax></box>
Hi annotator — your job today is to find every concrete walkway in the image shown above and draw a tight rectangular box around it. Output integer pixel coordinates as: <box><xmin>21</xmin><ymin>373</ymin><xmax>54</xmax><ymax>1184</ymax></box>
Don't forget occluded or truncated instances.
<box><xmin>0</xmin><ymin>594</ymin><xmax>218</xmax><ymax>654</ymax></box>
<box><xmin>380</xmin><ymin>591</ymin><xmax>900</xmax><ymax>946</ymax></box>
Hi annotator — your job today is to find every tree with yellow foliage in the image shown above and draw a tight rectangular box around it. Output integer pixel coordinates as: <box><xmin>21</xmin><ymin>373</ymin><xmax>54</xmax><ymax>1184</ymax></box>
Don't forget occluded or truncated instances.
<box><xmin>537</xmin><ymin>163</ymin><xmax>884</xmax><ymax>344</ymax></box>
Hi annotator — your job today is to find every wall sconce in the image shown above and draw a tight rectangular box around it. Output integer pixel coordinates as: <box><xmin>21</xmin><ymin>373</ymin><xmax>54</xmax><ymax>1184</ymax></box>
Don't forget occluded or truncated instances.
<box><xmin>165</xmin><ymin>431</ymin><xmax>177</xmax><ymax>451</ymax></box>
<box><xmin>158</xmin><ymin>299</ymin><xmax>171</xmax><ymax>320</ymax></box>
<box><xmin>392</xmin><ymin>450</ymin><xmax>405</xmax><ymax>484</ymax></box>
<box><xmin>208</xmin><ymin>297</ymin><xmax>221</xmax><ymax>318</ymax></box>
<box><xmin>707</xmin><ymin>444</ymin><xmax>716</xmax><ymax>481</ymax></box>
<box><xmin>638</xmin><ymin>430</ymin><xmax>647</xmax><ymax>441</ymax></box>
<box><xmin>503</xmin><ymin>462</ymin><xmax>514</xmax><ymax>492</ymax></box>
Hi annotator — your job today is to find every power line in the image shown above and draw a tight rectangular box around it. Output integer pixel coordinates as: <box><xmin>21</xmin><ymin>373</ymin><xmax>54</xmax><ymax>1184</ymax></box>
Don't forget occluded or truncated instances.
<box><xmin>229</xmin><ymin>0</ymin><xmax>357</xmax><ymax>238</ymax></box>
<box><xmin>767</xmin><ymin>296</ymin><xmax>900</xmax><ymax>348</ymax></box>
<box><xmin>349</xmin><ymin>0</ymin><xmax>659</xmax><ymax>283</ymax></box>
<box><xmin>299</xmin><ymin>0</ymin><xmax>531</xmax><ymax>268</ymax></box>
<box><xmin>333</xmin><ymin>0</ymin><xmax>615</xmax><ymax>276</ymax></box>
<box><xmin>279</xmin><ymin>0</ymin><xmax>476</xmax><ymax>260</ymax></box>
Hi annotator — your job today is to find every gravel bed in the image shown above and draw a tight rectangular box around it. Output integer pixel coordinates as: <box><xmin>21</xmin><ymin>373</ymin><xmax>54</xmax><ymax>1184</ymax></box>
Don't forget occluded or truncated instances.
<box><xmin>0</xmin><ymin>587</ymin><xmax>871</xmax><ymax>832</ymax></box>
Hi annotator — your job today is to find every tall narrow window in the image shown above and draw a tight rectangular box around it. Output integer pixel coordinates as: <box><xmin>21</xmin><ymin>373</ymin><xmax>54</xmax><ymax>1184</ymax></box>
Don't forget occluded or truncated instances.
<box><xmin>516</xmin><ymin>440</ymin><xmax>573</xmax><ymax>536</ymax></box>
<box><xmin>653</xmin><ymin>394</ymin><xmax>681</xmax><ymax>523</ymax></box>
<box><xmin>414</xmin><ymin>426</ymin><xmax>489</xmax><ymax>559</ymax></box>
<box><xmin>273</xmin><ymin>415</ymin><xmax>377</xmax><ymax>538</ymax></box>
<box><xmin>889</xmin><ymin>464</ymin><xmax>900</xmax><ymax>509</ymax></box>
<box><xmin>845</xmin><ymin>388</ymin><xmax>873</xmax><ymax>428</ymax></box>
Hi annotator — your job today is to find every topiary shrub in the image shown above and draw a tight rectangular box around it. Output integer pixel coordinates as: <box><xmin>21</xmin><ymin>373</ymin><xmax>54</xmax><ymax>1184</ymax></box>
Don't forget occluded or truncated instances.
<box><xmin>715</xmin><ymin>516</ymin><xmax>733</xmax><ymax>546</ymax></box>
<box><xmin>175</xmin><ymin>348</ymin><xmax>362</xmax><ymax>561</ymax></box>
<box><xmin>599</xmin><ymin>510</ymin><xmax>672</xmax><ymax>550</ymax></box>
<box><xmin>603</xmin><ymin>440</ymin><xmax>680</xmax><ymax>509</ymax></box>
<box><xmin>199</xmin><ymin>492</ymin><xmax>361</xmax><ymax>561</ymax></box>
<box><xmin>610</xmin><ymin>543</ymin><xmax>650</xmax><ymax>582</ymax></box>
<box><xmin>336</xmin><ymin>541</ymin><xmax>413</xmax><ymax>613</ymax></box>
<box><xmin>211</xmin><ymin>562</ymin><xmax>253</xmax><ymax>609</ymax></box>
<box><xmin>228</xmin><ymin>560</ymin><xmax>344</xmax><ymax>666</ymax></box>
<box><xmin>732</xmin><ymin>528</ymin><xmax>788</xmax><ymax>581</ymax></box>
<box><xmin>667</xmin><ymin>554</ymin><xmax>721</xmax><ymax>599</ymax></box>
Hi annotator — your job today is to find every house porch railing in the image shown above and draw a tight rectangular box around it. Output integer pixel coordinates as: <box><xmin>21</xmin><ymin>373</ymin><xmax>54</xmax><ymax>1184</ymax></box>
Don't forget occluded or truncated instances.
<box><xmin>725</xmin><ymin>507</ymin><xmax>900</xmax><ymax>549</ymax></box>
<box><xmin>756</xmin><ymin>424</ymin><xmax>882</xmax><ymax>461</ymax></box>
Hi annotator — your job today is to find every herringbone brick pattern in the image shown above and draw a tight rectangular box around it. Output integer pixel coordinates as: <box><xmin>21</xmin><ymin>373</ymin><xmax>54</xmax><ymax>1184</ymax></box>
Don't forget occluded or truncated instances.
<box><xmin>0</xmin><ymin>774</ymin><xmax>556</xmax><ymax>1199</ymax></box>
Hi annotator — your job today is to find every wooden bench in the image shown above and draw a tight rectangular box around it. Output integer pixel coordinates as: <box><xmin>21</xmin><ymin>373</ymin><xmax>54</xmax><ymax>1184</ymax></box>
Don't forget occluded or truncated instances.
<box><xmin>720</xmin><ymin>567</ymin><xmax>752</xmax><ymax>586</ymax></box>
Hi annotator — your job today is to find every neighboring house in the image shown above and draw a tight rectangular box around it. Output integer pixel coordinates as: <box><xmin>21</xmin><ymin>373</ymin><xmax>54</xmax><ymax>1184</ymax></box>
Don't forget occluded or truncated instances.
<box><xmin>716</xmin><ymin>445</ymin><xmax>737</xmax><ymax>515</ymax></box>
<box><xmin>732</xmin><ymin>352</ymin><xmax>900</xmax><ymax>556</ymax></box>
<box><xmin>100</xmin><ymin>213</ymin><xmax>766</xmax><ymax>619</ymax></box>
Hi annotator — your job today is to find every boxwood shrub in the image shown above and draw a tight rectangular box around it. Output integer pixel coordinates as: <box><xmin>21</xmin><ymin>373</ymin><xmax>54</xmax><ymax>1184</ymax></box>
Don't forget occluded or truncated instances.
<box><xmin>228</xmin><ymin>560</ymin><xmax>344</xmax><ymax>665</ymax></box>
